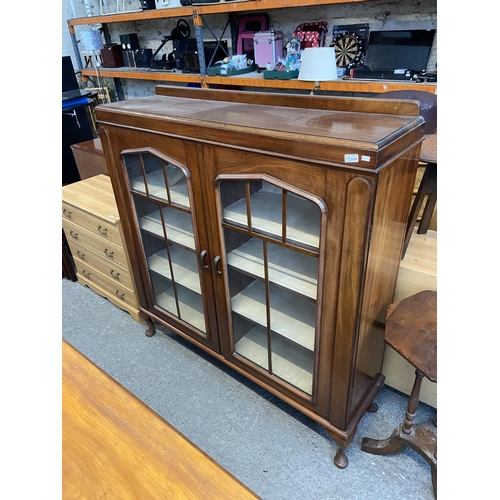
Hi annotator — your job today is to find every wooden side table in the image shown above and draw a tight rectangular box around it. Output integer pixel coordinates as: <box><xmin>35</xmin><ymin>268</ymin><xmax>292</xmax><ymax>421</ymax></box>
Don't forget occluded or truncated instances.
<box><xmin>403</xmin><ymin>134</ymin><xmax>437</xmax><ymax>257</ymax></box>
<box><xmin>361</xmin><ymin>290</ymin><xmax>437</xmax><ymax>497</ymax></box>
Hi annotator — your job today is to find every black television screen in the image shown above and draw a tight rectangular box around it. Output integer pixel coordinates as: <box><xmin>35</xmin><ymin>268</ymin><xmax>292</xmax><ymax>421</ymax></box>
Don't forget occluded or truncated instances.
<box><xmin>363</xmin><ymin>29</ymin><xmax>435</xmax><ymax>71</ymax></box>
<box><xmin>62</xmin><ymin>56</ymin><xmax>79</xmax><ymax>92</ymax></box>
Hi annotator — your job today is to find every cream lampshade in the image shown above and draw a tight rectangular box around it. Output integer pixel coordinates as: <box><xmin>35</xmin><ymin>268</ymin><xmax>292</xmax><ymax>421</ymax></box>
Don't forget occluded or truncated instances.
<box><xmin>298</xmin><ymin>47</ymin><xmax>338</xmax><ymax>93</ymax></box>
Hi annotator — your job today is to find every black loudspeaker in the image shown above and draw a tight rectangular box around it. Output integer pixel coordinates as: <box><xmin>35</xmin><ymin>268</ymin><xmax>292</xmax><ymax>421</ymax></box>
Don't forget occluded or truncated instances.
<box><xmin>120</xmin><ymin>33</ymin><xmax>140</xmax><ymax>51</ymax></box>
<box><xmin>134</xmin><ymin>48</ymin><xmax>153</xmax><ymax>67</ymax></box>
<box><xmin>141</xmin><ymin>0</ymin><xmax>156</xmax><ymax>9</ymax></box>
<box><xmin>122</xmin><ymin>50</ymin><xmax>136</xmax><ymax>67</ymax></box>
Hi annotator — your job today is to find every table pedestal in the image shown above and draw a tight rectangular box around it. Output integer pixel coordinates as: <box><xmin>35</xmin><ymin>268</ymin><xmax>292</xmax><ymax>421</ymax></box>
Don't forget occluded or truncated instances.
<box><xmin>361</xmin><ymin>368</ymin><xmax>437</xmax><ymax>497</ymax></box>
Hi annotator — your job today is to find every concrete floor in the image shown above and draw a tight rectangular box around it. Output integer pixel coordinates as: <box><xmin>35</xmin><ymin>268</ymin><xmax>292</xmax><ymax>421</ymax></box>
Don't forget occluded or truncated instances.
<box><xmin>62</xmin><ymin>277</ymin><xmax>437</xmax><ymax>500</ymax></box>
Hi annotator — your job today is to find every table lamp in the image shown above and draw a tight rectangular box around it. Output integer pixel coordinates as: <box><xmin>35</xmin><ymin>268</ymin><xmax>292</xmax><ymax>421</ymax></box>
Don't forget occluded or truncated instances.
<box><xmin>80</xmin><ymin>29</ymin><xmax>104</xmax><ymax>89</ymax></box>
<box><xmin>298</xmin><ymin>47</ymin><xmax>338</xmax><ymax>94</ymax></box>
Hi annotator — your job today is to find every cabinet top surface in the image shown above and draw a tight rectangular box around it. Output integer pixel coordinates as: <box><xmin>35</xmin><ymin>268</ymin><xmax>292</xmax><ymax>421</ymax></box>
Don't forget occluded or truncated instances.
<box><xmin>62</xmin><ymin>175</ymin><xmax>120</xmax><ymax>222</ymax></box>
<box><xmin>96</xmin><ymin>95</ymin><xmax>424</xmax><ymax>152</ymax></box>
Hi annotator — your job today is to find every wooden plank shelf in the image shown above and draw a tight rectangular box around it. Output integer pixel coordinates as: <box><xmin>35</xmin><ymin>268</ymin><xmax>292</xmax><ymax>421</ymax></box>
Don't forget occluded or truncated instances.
<box><xmin>131</xmin><ymin>169</ymin><xmax>190</xmax><ymax>209</ymax></box>
<box><xmin>231</xmin><ymin>280</ymin><xmax>316</xmax><ymax>350</ymax></box>
<box><xmin>206</xmin><ymin>73</ymin><xmax>437</xmax><ymax>94</ymax></box>
<box><xmin>139</xmin><ymin>208</ymin><xmax>195</xmax><ymax>250</ymax></box>
<box><xmin>68</xmin><ymin>0</ymin><xmax>373</xmax><ymax>27</ymax></box>
<box><xmin>156</xmin><ymin>285</ymin><xmax>206</xmax><ymax>333</ymax></box>
<box><xmin>148</xmin><ymin>246</ymin><xmax>202</xmax><ymax>294</ymax></box>
<box><xmin>227</xmin><ymin>238</ymin><xmax>318</xmax><ymax>301</ymax></box>
<box><xmin>235</xmin><ymin>325</ymin><xmax>313</xmax><ymax>394</ymax></box>
<box><xmin>80</xmin><ymin>68</ymin><xmax>202</xmax><ymax>84</ymax></box>
<box><xmin>223</xmin><ymin>192</ymin><xmax>320</xmax><ymax>250</ymax></box>
<box><xmin>81</xmin><ymin>67</ymin><xmax>437</xmax><ymax>94</ymax></box>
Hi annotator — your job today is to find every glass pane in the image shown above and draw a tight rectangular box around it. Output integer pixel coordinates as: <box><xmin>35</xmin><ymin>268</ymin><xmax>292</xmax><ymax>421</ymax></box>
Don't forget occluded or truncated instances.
<box><xmin>150</xmin><ymin>271</ymin><xmax>178</xmax><ymax>318</ymax></box>
<box><xmin>220</xmin><ymin>180</ymin><xmax>250</xmax><ymax>230</ymax></box>
<box><xmin>167</xmin><ymin>164</ymin><xmax>190</xmax><ymax>209</ymax></box>
<box><xmin>234</xmin><ymin>319</ymin><xmax>268</xmax><ymax>370</ymax></box>
<box><xmin>161</xmin><ymin>206</ymin><xmax>195</xmax><ymax>250</ymax></box>
<box><xmin>250</xmin><ymin>181</ymin><xmax>282</xmax><ymax>241</ymax></box>
<box><xmin>124</xmin><ymin>154</ymin><xmax>145</xmax><ymax>194</ymax></box>
<box><xmin>175</xmin><ymin>285</ymin><xmax>206</xmax><ymax>334</ymax></box>
<box><xmin>142</xmin><ymin>152</ymin><xmax>167</xmax><ymax>200</ymax></box>
<box><xmin>230</xmin><ymin>267</ymin><xmax>269</xmax><ymax>369</ymax></box>
<box><xmin>271</xmin><ymin>332</ymin><xmax>313</xmax><ymax>395</ymax></box>
<box><xmin>144</xmin><ymin>233</ymin><xmax>172</xmax><ymax>282</ymax></box>
<box><xmin>167</xmin><ymin>244</ymin><xmax>201</xmax><ymax>294</ymax></box>
<box><xmin>286</xmin><ymin>192</ymin><xmax>321</xmax><ymax>250</ymax></box>
<box><xmin>133</xmin><ymin>194</ymin><xmax>164</xmax><ymax>237</ymax></box>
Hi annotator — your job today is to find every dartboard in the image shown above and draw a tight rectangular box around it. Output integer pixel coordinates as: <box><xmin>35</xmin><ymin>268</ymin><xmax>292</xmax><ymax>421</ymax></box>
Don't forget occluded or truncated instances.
<box><xmin>331</xmin><ymin>32</ymin><xmax>366</xmax><ymax>68</ymax></box>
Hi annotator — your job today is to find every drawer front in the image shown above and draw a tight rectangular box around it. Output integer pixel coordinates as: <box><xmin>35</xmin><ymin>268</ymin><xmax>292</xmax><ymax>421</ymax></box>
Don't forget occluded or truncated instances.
<box><xmin>74</xmin><ymin>256</ymin><xmax>138</xmax><ymax>308</ymax></box>
<box><xmin>62</xmin><ymin>219</ymin><xmax>129</xmax><ymax>269</ymax></box>
<box><xmin>66</xmin><ymin>239</ymin><xmax>136</xmax><ymax>291</ymax></box>
<box><xmin>62</xmin><ymin>202</ymin><xmax>122</xmax><ymax>247</ymax></box>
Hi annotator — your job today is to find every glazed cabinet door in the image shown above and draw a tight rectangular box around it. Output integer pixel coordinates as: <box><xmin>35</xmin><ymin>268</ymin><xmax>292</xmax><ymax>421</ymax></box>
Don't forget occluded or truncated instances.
<box><xmin>120</xmin><ymin>147</ymin><xmax>219</xmax><ymax>351</ymax></box>
<box><xmin>216</xmin><ymin>174</ymin><xmax>327</xmax><ymax>403</ymax></box>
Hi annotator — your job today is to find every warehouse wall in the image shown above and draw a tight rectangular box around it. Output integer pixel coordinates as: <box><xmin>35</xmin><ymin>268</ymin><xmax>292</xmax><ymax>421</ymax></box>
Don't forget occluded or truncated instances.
<box><xmin>62</xmin><ymin>0</ymin><xmax>437</xmax><ymax>99</ymax></box>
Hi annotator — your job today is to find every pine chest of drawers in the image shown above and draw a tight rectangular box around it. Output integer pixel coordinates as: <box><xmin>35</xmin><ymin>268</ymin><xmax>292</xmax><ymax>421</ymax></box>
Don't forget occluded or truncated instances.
<box><xmin>62</xmin><ymin>175</ymin><xmax>142</xmax><ymax>323</ymax></box>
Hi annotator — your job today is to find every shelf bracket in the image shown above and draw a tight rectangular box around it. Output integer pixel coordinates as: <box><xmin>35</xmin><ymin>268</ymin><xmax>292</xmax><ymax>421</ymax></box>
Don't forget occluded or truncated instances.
<box><xmin>193</xmin><ymin>11</ymin><xmax>231</xmax><ymax>77</ymax></box>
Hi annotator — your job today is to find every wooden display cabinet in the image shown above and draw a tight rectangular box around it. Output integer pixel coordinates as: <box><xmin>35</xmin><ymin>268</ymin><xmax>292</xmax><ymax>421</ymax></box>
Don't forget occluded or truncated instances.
<box><xmin>96</xmin><ymin>86</ymin><xmax>424</xmax><ymax>468</ymax></box>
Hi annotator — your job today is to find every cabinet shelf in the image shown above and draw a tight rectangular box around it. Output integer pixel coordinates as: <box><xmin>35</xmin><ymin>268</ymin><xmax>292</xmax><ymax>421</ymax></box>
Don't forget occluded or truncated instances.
<box><xmin>231</xmin><ymin>280</ymin><xmax>316</xmax><ymax>351</ymax></box>
<box><xmin>148</xmin><ymin>246</ymin><xmax>201</xmax><ymax>294</ymax></box>
<box><xmin>156</xmin><ymin>285</ymin><xmax>206</xmax><ymax>333</ymax></box>
<box><xmin>223</xmin><ymin>192</ymin><xmax>320</xmax><ymax>250</ymax></box>
<box><xmin>235</xmin><ymin>325</ymin><xmax>313</xmax><ymax>394</ymax></box>
<box><xmin>139</xmin><ymin>208</ymin><xmax>195</xmax><ymax>250</ymax></box>
<box><xmin>227</xmin><ymin>238</ymin><xmax>318</xmax><ymax>301</ymax></box>
<box><xmin>132</xmin><ymin>169</ymin><xmax>189</xmax><ymax>209</ymax></box>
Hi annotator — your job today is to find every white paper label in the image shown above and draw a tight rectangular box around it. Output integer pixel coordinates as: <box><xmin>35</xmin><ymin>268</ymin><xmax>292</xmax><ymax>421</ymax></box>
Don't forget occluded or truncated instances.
<box><xmin>344</xmin><ymin>154</ymin><xmax>359</xmax><ymax>163</ymax></box>
<box><xmin>361</xmin><ymin>155</ymin><xmax>371</xmax><ymax>162</ymax></box>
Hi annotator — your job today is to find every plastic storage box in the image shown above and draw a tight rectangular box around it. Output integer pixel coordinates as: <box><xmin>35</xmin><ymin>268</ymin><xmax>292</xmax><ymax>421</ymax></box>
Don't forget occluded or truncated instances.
<box><xmin>253</xmin><ymin>31</ymin><xmax>283</xmax><ymax>68</ymax></box>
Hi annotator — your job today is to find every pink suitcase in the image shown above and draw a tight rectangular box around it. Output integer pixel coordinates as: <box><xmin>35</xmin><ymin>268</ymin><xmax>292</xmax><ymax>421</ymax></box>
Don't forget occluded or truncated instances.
<box><xmin>253</xmin><ymin>30</ymin><xmax>284</xmax><ymax>68</ymax></box>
